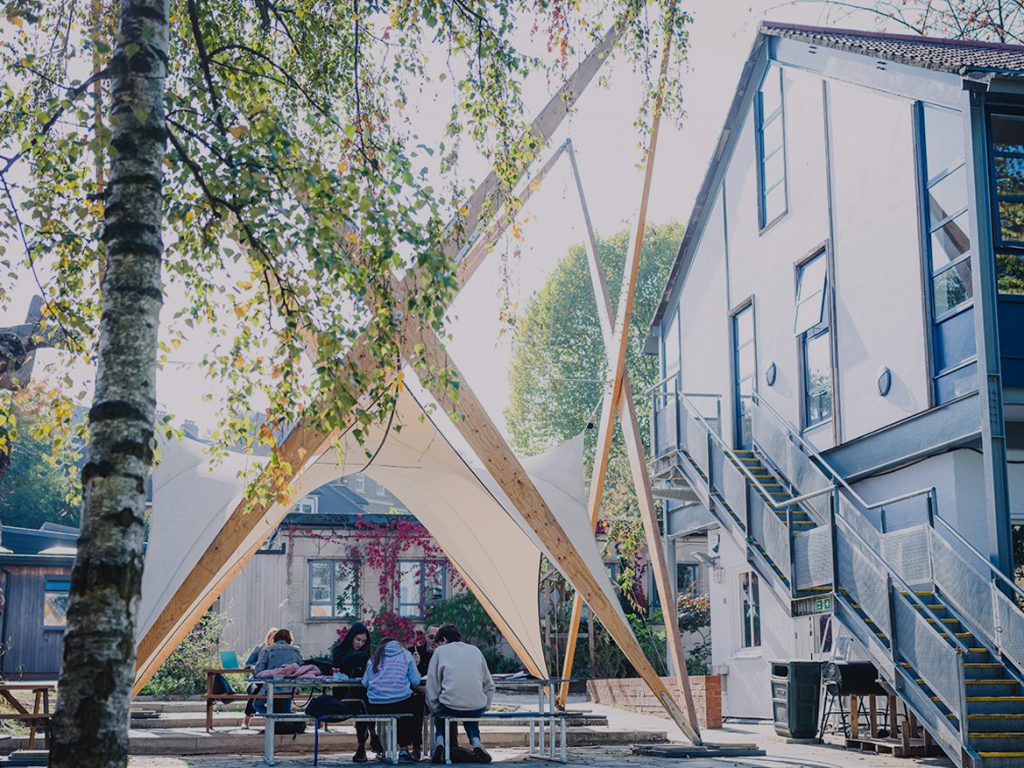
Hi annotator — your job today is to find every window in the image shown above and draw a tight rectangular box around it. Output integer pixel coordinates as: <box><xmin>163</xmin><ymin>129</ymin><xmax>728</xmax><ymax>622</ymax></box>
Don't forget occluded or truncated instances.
<box><xmin>308</xmin><ymin>560</ymin><xmax>358</xmax><ymax>620</ymax></box>
<box><xmin>756</xmin><ymin>67</ymin><xmax>787</xmax><ymax>228</ymax></box>
<box><xmin>294</xmin><ymin>496</ymin><xmax>318</xmax><ymax>515</ymax></box>
<box><xmin>731</xmin><ymin>304</ymin><xmax>756</xmax><ymax>448</ymax></box>
<box><xmin>376</xmin><ymin>482</ymin><xmax>386</xmax><ymax>497</ymax></box>
<box><xmin>921</xmin><ymin>104</ymin><xmax>978</xmax><ymax>403</ymax></box>
<box><xmin>677</xmin><ymin>563</ymin><xmax>699</xmax><ymax>593</ymax></box>
<box><xmin>795</xmin><ymin>252</ymin><xmax>833</xmax><ymax>428</ymax></box>
<box><xmin>397</xmin><ymin>561</ymin><xmax>447</xmax><ymax>619</ymax></box>
<box><xmin>353</xmin><ymin>474</ymin><xmax>365</xmax><ymax>492</ymax></box>
<box><xmin>989</xmin><ymin>112</ymin><xmax>1024</xmax><ymax>294</ymax></box>
<box><xmin>43</xmin><ymin>576</ymin><xmax>70</xmax><ymax>629</ymax></box>
<box><xmin>740</xmin><ymin>571</ymin><xmax>761</xmax><ymax>648</ymax></box>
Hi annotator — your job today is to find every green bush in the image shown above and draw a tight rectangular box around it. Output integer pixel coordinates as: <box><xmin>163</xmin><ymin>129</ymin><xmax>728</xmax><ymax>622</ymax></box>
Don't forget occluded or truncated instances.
<box><xmin>138</xmin><ymin>612</ymin><xmax>230</xmax><ymax>697</ymax></box>
<box><xmin>427</xmin><ymin>592</ymin><xmax>523</xmax><ymax>673</ymax></box>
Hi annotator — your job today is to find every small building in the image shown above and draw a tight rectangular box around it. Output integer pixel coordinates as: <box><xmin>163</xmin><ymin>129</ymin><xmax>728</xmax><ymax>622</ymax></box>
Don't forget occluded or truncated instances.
<box><xmin>217</xmin><ymin>475</ymin><xmax>464</xmax><ymax>659</ymax></box>
<box><xmin>647</xmin><ymin>22</ymin><xmax>1024</xmax><ymax>766</ymax></box>
<box><xmin>0</xmin><ymin>523</ymin><xmax>77</xmax><ymax>679</ymax></box>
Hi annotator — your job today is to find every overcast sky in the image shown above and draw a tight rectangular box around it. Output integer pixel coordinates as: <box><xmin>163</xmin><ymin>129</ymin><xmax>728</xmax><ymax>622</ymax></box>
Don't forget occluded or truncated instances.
<box><xmin>4</xmin><ymin>0</ymin><xmax>879</xmax><ymax>439</ymax></box>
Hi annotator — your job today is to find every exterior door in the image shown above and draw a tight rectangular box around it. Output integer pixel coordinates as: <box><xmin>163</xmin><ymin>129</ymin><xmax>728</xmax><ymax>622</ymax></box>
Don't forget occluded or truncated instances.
<box><xmin>731</xmin><ymin>304</ymin><xmax>756</xmax><ymax>449</ymax></box>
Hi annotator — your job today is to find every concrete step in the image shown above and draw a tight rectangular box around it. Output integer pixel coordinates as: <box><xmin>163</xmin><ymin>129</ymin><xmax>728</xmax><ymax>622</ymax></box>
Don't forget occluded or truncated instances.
<box><xmin>129</xmin><ymin>712</ymin><xmax>610</xmax><ymax>730</ymax></box>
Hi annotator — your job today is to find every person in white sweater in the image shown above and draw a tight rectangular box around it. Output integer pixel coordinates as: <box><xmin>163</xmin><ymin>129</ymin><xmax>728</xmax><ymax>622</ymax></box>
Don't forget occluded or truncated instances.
<box><xmin>425</xmin><ymin>624</ymin><xmax>495</xmax><ymax>764</ymax></box>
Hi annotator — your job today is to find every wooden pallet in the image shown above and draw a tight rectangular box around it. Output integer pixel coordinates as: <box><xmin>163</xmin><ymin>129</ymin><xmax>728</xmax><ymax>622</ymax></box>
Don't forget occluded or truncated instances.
<box><xmin>845</xmin><ymin>735</ymin><xmax>940</xmax><ymax>758</ymax></box>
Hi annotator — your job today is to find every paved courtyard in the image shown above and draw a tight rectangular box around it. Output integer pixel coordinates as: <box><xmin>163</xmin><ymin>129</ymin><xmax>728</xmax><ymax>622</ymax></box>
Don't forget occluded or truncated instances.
<box><xmin>127</xmin><ymin>703</ymin><xmax>956</xmax><ymax>768</ymax></box>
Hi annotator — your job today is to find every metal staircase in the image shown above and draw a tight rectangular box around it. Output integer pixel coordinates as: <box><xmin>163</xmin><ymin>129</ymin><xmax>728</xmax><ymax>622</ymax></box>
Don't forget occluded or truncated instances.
<box><xmin>651</xmin><ymin>375</ymin><xmax>1024</xmax><ymax>768</ymax></box>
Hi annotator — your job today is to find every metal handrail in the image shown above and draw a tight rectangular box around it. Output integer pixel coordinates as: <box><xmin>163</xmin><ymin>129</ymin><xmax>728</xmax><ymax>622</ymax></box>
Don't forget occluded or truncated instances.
<box><xmin>833</xmin><ymin>509</ymin><xmax>973</xmax><ymax>657</ymax></box>
<box><xmin>933</xmin><ymin>512</ymin><xmax>1024</xmax><ymax>606</ymax></box>
<box><xmin>677</xmin><ymin>391</ymin><xmax>834</xmax><ymax>514</ymax></box>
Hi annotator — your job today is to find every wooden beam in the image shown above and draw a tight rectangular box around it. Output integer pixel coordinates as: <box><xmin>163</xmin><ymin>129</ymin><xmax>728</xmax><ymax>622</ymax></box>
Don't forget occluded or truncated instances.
<box><xmin>396</xmin><ymin>318</ymin><xmax>699</xmax><ymax>741</ymax></box>
<box><xmin>132</xmin><ymin>20</ymin><xmax>628</xmax><ymax>694</ymax></box>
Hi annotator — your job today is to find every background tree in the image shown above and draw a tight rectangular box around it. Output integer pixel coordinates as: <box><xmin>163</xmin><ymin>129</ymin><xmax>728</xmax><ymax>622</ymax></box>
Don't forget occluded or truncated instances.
<box><xmin>505</xmin><ymin>221</ymin><xmax>682</xmax><ymax>594</ymax></box>
<box><xmin>1</xmin><ymin>2</ymin><xmax>694</xmax><ymax>765</ymax></box>
<box><xmin>819</xmin><ymin>1</ymin><xmax>1024</xmax><ymax>41</ymax></box>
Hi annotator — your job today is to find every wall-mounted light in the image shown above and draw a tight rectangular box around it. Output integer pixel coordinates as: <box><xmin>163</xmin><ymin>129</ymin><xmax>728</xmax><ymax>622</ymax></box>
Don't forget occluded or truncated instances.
<box><xmin>765</xmin><ymin>362</ymin><xmax>777</xmax><ymax>387</ymax></box>
<box><xmin>877</xmin><ymin>367</ymin><xmax>892</xmax><ymax>397</ymax></box>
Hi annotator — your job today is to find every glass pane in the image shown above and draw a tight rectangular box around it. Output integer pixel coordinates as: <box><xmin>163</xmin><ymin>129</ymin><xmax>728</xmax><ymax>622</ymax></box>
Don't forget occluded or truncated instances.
<box><xmin>997</xmin><ymin>252</ymin><xmax>1024</xmax><ymax>295</ymax></box>
<box><xmin>991</xmin><ymin>113</ymin><xmax>1024</xmax><ymax>155</ymax></box>
<box><xmin>761</xmin><ymin>116</ymin><xmax>784</xmax><ymax>157</ymax></box>
<box><xmin>737</xmin><ymin>342</ymin><xmax>755</xmax><ymax>378</ymax></box>
<box><xmin>796</xmin><ymin>255</ymin><xmax>827</xmax><ymax>301</ymax></box>
<box><xmin>763</xmin><ymin>148</ymin><xmax>785</xmax><ymax>190</ymax></box>
<box><xmin>399</xmin><ymin>562</ymin><xmax>420</xmax><ymax>612</ymax></box>
<box><xmin>936</xmin><ymin>362</ymin><xmax>978</xmax><ymax>403</ymax></box>
<box><xmin>423</xmin><ymin>564</ymin><xmax>446</xmax><ymax>604</ymax></box>
<box><xmin>995</xmin><ymin>154</ymin><xmax>1024</xmax><ymax>196</ymax></box>
<box><xmin>44</xmin><ymin>591</ymin><xmax>69</xmax><ymax>627</ymax></box>
<box><xmin>998</xmin><ymin>199</ymin><xmax>1024</xmax><ymax>243</ymax></box>
<box><xmin>309</xmin><ymin>604</ymin><xmax>333</xmax><ymax>618</ymax></box>
<box><xmin>763</xmin><ymin>182</ymin><xmax>786</xmax><ymax>224</ymax></box>
<box><xmin>794</xmin><ymin>293</ymin><xmax>825</xmax><ymax>335</ymax></box>
<box><xmin>751</xmin><ymin>573</ymin><xmax>761</xmax><ymax>647</ymax></box>
<box><xmin>923</xmin><ymin>104</ymin><xmax>964</xmax><ymax>181</ymax></box>
<box><xmin>928</xmin><ymin>165</ymin><xmax>967</xmax><ymax>225</ymax></box>
<box><xmin>804</xmin><ymin>331</ymin><xmax>833</xmax><ymax>426</ymax></box>
<box><xmin>310</xmin><ymin>562</ymin><xmax>331</xmax><ymax>603</ymax></box>
<box><xmin>930</xmin><ymin>211</ymin><xmax>971</xmax><ymax>272</ymax></box>
<box><xmin>934</xmin><ymin>307</ymin><xmax>976</xmax><ymax>372</ymax></box>
<box><xmin>761</xmin><ymin>67</ymin><xmax>782</xmax><ymax>119</ymax></box>
<box><xmin>933</xmin><ymin>262</ymin><xmax>972</xmax><ymax>316</ymax></box>
<box><xmin>734</xmin><ymin>307</ymin><xmax>753</xmax><ymax>345</ymax></box>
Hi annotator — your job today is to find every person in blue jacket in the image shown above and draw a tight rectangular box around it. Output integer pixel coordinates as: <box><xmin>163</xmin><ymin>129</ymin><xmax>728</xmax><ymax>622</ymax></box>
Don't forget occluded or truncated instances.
<box><xmin>362</xmin><ymin>638</ymin><xmax>423</xmax><ymax>763</ymax></box>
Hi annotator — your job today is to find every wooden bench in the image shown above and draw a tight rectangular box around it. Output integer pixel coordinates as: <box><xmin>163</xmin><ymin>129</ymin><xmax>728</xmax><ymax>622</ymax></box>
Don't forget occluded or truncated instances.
<box><xmin>261</xmin><ymin>712</ymin><xmax>411</xmax><ymax>766</ymax></box>
<box><xmin>0</xmin><ymin>684</ymin><xmax>55</xmax><ymax>749</ymax></box>
<box><xmin>435</xmin><ymin>711</ymin><xmax>582</xmax><ymax>764</ymax></box>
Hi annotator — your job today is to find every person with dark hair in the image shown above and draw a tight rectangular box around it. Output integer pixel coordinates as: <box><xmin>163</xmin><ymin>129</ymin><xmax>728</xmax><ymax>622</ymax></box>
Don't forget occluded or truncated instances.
<box><xmin>426</xmin><ymin>624</ymin><xmax>495</xmax><ymax>764</ymax></box>
<box><xmin>243</xmin><ymin>627</ymin><xmax>279</xmax><ymax>727</ymax></box>
<box><xmin>331</xmin><ymin>623</ymin><xmax>382</xmax><ymax>762</ymax></box>
<box><xmin>362</xmin><ymin>638</ymin><xmax>423</xmax><ymax>763</ymax></box>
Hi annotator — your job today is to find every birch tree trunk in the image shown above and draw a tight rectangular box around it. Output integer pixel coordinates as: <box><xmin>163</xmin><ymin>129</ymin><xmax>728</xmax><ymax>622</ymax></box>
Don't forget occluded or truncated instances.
<box><xmin>49</xmin><ymin>0</ymin><xmax>168</xmax><ymax>763</ymax></box>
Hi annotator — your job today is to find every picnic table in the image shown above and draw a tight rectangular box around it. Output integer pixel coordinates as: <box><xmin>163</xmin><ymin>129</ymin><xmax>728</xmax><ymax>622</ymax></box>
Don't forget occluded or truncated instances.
<box><xmin>0</xmin><ymin>682</ymin><xmax>56</xmax><ymax>749</ymax></box>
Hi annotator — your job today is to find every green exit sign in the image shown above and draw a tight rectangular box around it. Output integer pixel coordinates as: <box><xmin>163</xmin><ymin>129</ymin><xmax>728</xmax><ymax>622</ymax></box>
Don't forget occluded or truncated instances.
<box><xmin>794</xmin><ymin>594</ymin><xmax>833</xmax><ymax>616</ymax></box>
<box><xmin>814</xmin><ymin>596</ymin><xmax>832</xmax><ymax>613</ymax></box>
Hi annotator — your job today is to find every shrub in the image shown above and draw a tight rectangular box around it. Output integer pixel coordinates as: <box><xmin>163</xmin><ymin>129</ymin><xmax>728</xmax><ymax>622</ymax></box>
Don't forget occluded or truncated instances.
<box><xmin>138</xmin><ymin>612</ymin><xmax>229</xmax><ymax>697</ymax></box>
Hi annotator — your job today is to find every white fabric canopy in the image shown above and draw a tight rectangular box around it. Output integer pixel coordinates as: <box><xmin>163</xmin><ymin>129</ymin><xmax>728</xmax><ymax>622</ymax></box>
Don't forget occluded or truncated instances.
<box><xmin>139</xmin><ymin>382</ymin><xmax>626</xmax><ymax>678</ymax></box>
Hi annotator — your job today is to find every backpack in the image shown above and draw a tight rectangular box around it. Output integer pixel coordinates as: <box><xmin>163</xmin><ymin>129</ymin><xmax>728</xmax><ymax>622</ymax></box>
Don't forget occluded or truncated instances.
<box><xmin>305</xmin><ymin>695</ymin><xmax>357</xmax><ymax>720</ymax></box>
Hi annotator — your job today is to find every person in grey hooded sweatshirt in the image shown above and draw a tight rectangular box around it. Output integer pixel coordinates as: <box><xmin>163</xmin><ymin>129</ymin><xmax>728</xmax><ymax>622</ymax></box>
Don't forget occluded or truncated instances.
<box><xmin>362</xmin><ymin>638</ymin><xmax>423</xmax><ymax>763</ymax></box>
<box><xmin>426</xmin><ymin>624</ymin><xmax>495</xmax><ymax>764</ymax></box>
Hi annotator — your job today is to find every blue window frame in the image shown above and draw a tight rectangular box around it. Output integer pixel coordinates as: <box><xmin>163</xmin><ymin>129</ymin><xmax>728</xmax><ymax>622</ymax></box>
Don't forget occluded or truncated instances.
<box><xmin>43</xmin><ymin>576</ymin><xmax>70</xmax><ymax>629</ymax></box>
<box><xmin>398</xmin><ymin>560</ymin><xmax>447</xmax><ymax>619</ymax></box>
<box><xmin>987</xmin><ymin>111</ymin><xmax>1024</xmax><ymax>295</ymax></box>
<box><xmin>756</xmin><ymin>67</ymin><xmax>787</xmax><ymax>229</ymax></box>
<box><xmin>308</xmin><ymin>560</ymin><xmax>359</xmax><ymax>620</ymax></box>
<box><xmin>919</xmin><ymin>103</ymin><xmax>978</xmax><ymax>403</ymax></box>
<box><xmin>795</xmin><ymin>252</ymin><xmax>832</xmax><ymax>429</ymax></box>
<box><xmin>731</xmin><ymin>304</ymin><xmax>755</xmax><ymax>448</ymax></box>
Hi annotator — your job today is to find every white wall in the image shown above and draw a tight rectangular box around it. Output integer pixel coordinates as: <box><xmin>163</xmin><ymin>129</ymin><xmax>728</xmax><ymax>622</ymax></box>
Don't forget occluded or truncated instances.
<box><xmin>707</xmin><ymin>530</ymin><xmax>796</xmax><ymax>719</ymax></box>
<box><xmin>828</xmin><ymin>81</ymin><xmax>932</xmax><ymax>442</ymax></box>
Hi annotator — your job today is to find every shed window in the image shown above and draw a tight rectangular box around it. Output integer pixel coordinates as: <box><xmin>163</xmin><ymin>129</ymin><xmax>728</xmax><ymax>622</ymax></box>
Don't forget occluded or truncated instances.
<box><xmin>308</xmin><ymin>560</ymin><xmax>359</xmax><ymax>619</ymax></box>
<box><xmin>43</xmin><ymin>576</ymin><xmax>70</xmax><ymax>629</ymax></box>
<box><xmin>397</xmin><ymin>560</ymin><xmax>447</xmax><ymax>619</ymax></box>
<box><xmin>757</xmin><ymin>67</ymin><xmax>787</xmax><ymax>228</ymax></box>
<box><xmin>920</xmin><ymin>103</ymin><xmax>978</xmax><ymax>403</ymax></box>
<box><xmin>793</xmin><ymin>255</ymin><xmax>827</xmax><ymax>335</ymax></box>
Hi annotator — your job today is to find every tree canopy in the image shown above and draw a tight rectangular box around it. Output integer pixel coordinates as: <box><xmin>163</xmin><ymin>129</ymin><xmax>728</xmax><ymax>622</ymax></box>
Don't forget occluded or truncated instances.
<box><xmin>505</xmin><ymin>221</ymin><xmax>682</xmax><ymax>594</ymax></box>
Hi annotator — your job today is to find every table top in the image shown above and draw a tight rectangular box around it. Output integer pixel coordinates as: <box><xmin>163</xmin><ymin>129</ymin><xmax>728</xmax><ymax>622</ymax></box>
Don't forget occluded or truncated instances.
<box><xmin>0</xmin><ymin>683</ymin><xmax>57</xmax><ymax>691</ymax></box>
<box><xmin>245</xmin><ymin>677</ymin><xmax>363</xmax><ymax>686</ymax></box>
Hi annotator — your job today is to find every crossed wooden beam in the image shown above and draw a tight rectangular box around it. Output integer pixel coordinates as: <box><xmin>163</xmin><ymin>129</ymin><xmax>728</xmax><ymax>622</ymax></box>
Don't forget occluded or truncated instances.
<box><xmin>133</xmin><ymin>16</ymin><xmax>701</xmax><ymax>744</ymax></box>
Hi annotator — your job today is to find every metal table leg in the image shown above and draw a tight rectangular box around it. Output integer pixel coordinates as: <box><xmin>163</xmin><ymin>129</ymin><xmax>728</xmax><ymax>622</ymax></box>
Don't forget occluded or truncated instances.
<box><xmin>263</xmin><ymin>681</ymin><xmax>275</xmax><ymax>766</ymax></box>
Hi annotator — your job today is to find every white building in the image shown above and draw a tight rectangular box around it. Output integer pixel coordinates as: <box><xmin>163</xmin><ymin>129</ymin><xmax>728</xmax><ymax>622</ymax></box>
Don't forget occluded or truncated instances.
<box><xmin>647</xmin><ymin>23</ymin><xmax>1024</xmax><ymax>768</ymax></box>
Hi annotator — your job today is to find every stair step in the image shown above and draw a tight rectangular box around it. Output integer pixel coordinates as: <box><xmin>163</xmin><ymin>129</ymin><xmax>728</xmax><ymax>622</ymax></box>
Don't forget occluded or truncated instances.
<box><xmin>977</xmin><ymin>753</ymin><xmax>1024</xmax><ymax>768</ymax></box>
<box><xmin>964</xmin><ymin>697</ymin><xmax>1024</xmax><ymax>714</ymax></box>
<box><xmin>969</xmin><ymin>714</ymin><xmax>1024</xmax><ymax>733</ymax></box>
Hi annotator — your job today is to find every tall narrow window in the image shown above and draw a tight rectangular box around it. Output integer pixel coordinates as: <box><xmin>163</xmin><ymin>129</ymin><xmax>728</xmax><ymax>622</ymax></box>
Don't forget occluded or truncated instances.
<box><xmin>731</xmin><ymin>304</ymin><xmax>756</xmax><ymax>448</ymax></box>
<box><xmin>43</xmin><ymin>576</ymin><xmax>70</xmax><ymax>629</ymax></box>
<box><xmin>757</xmin><ymin>67</ymin><xmax>787</xmax><ymax>228</ymax></box>
<box><xmin>354</xmin><ymin>473</ymin><xmax>366</xmax><ymax>492</ymax></box>
<box><xmin>740</xmin><ymin>571</ymin><xmax>761</xmax><ymax>648</ymax></box>
<box><xmin>989</xmin><ymin>112</ymin><xmax>1024</xmax><ymax>294</ymax></box>
<box><xmin>921</xmin><ymin>104</ymin><xmax>978</xmax><ymax>403</ymax></box>
<box><xmin>795</xmin><ymin>252</ymin><xmax>832</xmax><ymax>428</ymax></box>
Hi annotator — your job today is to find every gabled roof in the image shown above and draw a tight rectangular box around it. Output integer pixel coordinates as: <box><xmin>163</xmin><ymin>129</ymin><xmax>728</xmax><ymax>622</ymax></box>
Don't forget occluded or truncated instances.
<box><xmin>762</xmin><ymin>22</ymin><xmax>1024</xmax><ymax>75</ymax></box>
<box><xmin>648</xmin><ymin>22</ymin><xmax>1024</xmax><ymax>337</ymax></box>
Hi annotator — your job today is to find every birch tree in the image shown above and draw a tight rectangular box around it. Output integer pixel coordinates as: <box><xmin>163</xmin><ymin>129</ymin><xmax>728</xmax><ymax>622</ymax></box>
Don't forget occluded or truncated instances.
<box><xmin>0</xmin><ymin>2</ymin><xmax>693</xmax><ymax>766</ymax></box>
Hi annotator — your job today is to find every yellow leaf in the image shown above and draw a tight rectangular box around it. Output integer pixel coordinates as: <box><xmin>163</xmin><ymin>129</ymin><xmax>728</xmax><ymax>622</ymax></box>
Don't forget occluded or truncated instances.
<box><xmin>8</xmin><ymin>15</ymin><xmax>23</xmax><ymax>26</ymax></box>
<box><xmin>229</xmin><ymin>126</ymin><xmax>247</xmax><ymax>139</ymax></box>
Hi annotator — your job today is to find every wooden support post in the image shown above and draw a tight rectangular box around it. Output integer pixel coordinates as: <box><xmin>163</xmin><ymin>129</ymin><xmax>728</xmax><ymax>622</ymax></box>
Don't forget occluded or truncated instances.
<box><xmin>554</xmin><ymin>36</ymin><xmax>702</xmax><ymax>740</ymax></box>
<box><xmin>850</xmin><ymin>695</ymin><xmax>859</xmax><ymax>740</ymax></box>
<box><xmin>397</xmin><ymin>320</ymin><xmax>700</xmax><ymax>743</ymax></box>
<box><xmin>869</xmin><ymin>695</ymin><xmax>877</xmax><ymax>738</ymax></box>
<box><xmin>131</xmin><ymin>21</ymin><xmax>626</xmax><ymax>695</ymax></box>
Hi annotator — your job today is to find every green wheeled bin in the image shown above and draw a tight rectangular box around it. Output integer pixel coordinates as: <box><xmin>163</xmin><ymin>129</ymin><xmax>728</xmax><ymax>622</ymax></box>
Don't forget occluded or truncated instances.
<box><xmin>771</xmin><ymin>660</ymin><xmax>822</xmax><ymax>739</ymax></box>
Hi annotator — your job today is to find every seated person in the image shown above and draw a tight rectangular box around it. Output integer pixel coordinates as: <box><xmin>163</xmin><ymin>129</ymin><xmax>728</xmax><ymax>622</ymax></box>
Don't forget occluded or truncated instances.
<box><xmin>362</xmin><ymin>638</ymin><xmax>424</xmax><ymax>764</ymax></box>
<box><xmin>252</xmin><ymin>628</ymin><xmax>303</xmax><ymax>715</ymax></box>
<box><xmin>426</xmin><ymin>624</ymin><xmax>495</xmax><ymax>764</ymax></box>
<box><xmin>331</xmin><ymin>622</ymin><xmax>381</xmax><ymax>762</ymax></box>
<box><xmin>243</xmin><ymin>627</ymin><xmax>278</xmax><ymax>727</ymax></box>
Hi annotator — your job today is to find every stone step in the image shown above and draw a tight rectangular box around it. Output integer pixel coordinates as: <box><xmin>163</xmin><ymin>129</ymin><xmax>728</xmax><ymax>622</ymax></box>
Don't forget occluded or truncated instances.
<box><xmin>129</xmin><ymin>712</ymin><xmax>610</xmax><ymax>729</ymax></box>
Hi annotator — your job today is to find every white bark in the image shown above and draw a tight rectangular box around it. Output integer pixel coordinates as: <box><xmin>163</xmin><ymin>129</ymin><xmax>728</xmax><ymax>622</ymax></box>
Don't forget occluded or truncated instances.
<box><xmin>49</xmin><ymin>0</ymin><xmax>168</xmax><ymax>765</ymax></box>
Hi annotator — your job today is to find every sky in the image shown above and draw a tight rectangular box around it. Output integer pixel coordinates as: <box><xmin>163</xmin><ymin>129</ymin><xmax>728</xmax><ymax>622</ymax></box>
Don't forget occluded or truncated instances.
<box><xmin>3</xmin><ymin>0</ymin><xmax>879</xmax><ymax>439</ymax></box>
